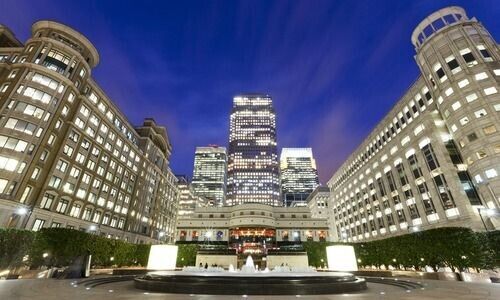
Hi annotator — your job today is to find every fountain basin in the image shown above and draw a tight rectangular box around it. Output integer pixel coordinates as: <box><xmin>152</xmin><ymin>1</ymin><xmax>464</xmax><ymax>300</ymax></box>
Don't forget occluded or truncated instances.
<box><xmin>134</xmin><ymin>271</ymin><xmax>367</xmax><ymax>295</ymax></box>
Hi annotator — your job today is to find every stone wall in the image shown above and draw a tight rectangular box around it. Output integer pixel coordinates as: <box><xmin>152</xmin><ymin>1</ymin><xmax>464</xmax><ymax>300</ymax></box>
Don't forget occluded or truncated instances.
<box><xmin>266</xmin><ymin>255</ymin><xmax>309</xmax><ymax>269</ymax></box>
<box><xmin>195</xmin><ymin>255</ymin><xmax>237</xmax><ymax>269</ymax></box>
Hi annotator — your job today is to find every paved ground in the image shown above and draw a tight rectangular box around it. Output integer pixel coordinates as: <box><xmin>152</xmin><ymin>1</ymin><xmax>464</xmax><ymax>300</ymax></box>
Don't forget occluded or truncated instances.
<box><xmin>0</xmin><ymin>277</ymin><xmax>499</xmax><ymax>299</ymax></box>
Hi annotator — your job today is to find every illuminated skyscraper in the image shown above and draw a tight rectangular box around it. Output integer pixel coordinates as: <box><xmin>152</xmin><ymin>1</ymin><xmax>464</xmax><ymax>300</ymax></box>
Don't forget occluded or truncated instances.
<box><xmin>280</xmin><ymin>148</ymin><xmax>319</xmax><ymax>207</ymax></box>
<box><xmin>176</xmin><ymin>175</ymin><xmax>207</xmax><ymax>216</ymax></box>
<box><xmin>226</xmin><ymin>94</ymin><xmax>280</xmax><ymax>206</ymax></box>
<box><xmin>191</xmin><ymin>146</ymin><xmax>227</xmax><ymax>207</ymax></box>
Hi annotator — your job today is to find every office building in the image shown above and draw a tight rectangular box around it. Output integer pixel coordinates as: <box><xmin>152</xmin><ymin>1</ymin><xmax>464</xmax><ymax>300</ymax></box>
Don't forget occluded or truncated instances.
<box><xmin>328</xmin><ymin>7</ymin><xmax>500</xmax><ymax>243</ymax></box>
<box><xmin>0</xmin><ymin>21</ymin><xmax>179</xmax><ymax>243</ymax></box>
<box><xmin>280</xmin><ymin>148</ymin><xmax>320</xmax><ymax>207</ymax></box>
<box><xmin>177</xmin><ymin>175</ymin><xmax>207</xmax><ymax>217</ymax></box>
<box><xmin>191</xmin><ymin>146</ymin><xmax>227</xmax><ymax>207</ymax></box>
<box><xmin>307</xmin><ymin>186</ymin><xmax>330</xmax><ymax>219</ymax></box>
<box><xmin>176</xmin><ymin>203</ymin><xmax>329</xmax><ymax>246</ymax></box>
<box><xmin>226</xmin><ymin>94</ymin><xmax>280</xmax><ymax>206</ymax></box>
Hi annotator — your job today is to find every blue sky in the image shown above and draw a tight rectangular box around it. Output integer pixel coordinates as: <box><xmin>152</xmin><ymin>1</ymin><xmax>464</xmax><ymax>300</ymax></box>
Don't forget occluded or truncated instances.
<box><xmin>1</xmin><ymin>0</ymin><xmax>498</xmax><ymax>182</ymax></box>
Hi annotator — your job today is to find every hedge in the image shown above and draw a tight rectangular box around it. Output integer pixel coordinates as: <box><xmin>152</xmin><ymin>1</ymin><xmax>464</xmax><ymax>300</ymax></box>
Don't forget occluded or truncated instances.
<box><xmin>303</xmin><ymin>227</ymin><xmax>499</xmax><ymax>272</ymax></box>
<box><xmin>1</xmin><ymin>227</ymin><xmax>498</xmax><ymax>273</ymax></box>
<box><xmin>0</xmin><ymin>228</ymin><xmax>149</xmax><ymax>270</ymax></box>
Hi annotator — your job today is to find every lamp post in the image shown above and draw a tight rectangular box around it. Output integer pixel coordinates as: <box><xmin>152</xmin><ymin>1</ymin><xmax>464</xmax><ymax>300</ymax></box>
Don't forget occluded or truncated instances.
<box><xmin>158</xmin><ymin>231</ymin><xmax>165</xmax><ymax>244</ymax></box>
<box><xmin>17</xmin><ymin>206</ymin><xmax>33</xmax><ymax>230</ymax></box>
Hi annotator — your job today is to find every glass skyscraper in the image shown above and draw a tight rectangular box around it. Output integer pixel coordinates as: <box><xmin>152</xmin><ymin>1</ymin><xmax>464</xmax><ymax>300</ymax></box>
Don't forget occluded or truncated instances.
<box><xmin>226</xmin><ymin>94</ymin><xmax>280</xmax><ymax>206</ymax></box>
<box><xmin>280</xmin><ymin>148</ymin><xmax>320</xmax><ymax>207</ymax></box>
<box><xmin>191</xmin><ymin>146</ymin><xmax>227</xmax><ymax>207</ymax></box>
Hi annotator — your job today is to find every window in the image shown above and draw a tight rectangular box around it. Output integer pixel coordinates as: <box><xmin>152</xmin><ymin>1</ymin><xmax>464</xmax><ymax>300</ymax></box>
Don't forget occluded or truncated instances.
<box><xmin>433</xmin><ymin>63</ymin><xmax>447</xmax><ymax>82</ymax></box>
<box><xmin>92</xmin><ymin>211</ymin><xmax>101</xmax><ymax>223</ymax></box>
<box><xmin>69</xmin><ymin>167</ymin><xmax>81</xmax><ymax>178</ymax></box>
<box><xmin>451</xmin><ymin>101</ymin><xmax>461</xmax><ymax>111</ymax></box>
<box><xmin>82</xmin><ymin>207</ymin><xmax>92</xmax><ymax>221</ymax></box>
<box><xmin>0</xmin><ymin>83</ymin><xmax>9</xmax><ymax>93</ymax></box>
<box><xmin>48</xmin><ymin>176</ymin><xmax>61</xmax><ymax>188</ymax></box>
<box><xmin>55</xmin><ymin>199</ymin><xmax>69</xmax><ymax>213</ymax></box>
<box><xmin>69</xmin><ymin>204</ymin><xmax>82</xmax><ymax>218</ymax></box>
<box><xmin>483</xmin><ymin>125</ymin><xmax>497</xmax><ymax>135</ymax></box>
<box><xmin>458</xmin><ymin>79</ymin><xmax>469</xmax><ymax>88</ymax></box>
<box><xmin>41</xmin><ymin>49</ymin><xmax>70</xmax><ymax>74</ymax></box>
<box><xmin>0</xmin><ymin>179</ymin><xmax>9</xmax><ymax>194</ymax></box>
<box><xmin>55</xmin><ymin>159</ymin><xmax>68</xmax><ymax>172</ymax></box>
<box><xmin>32</xmin><ymin>219</ymin><xmax>45</xmax><ymax>231</ymax></box>
<box><xmin>417</xmin><ymin>182</ymin><xmax>436</xmax><ymax>215</ymax></box>
<box><xmin>31</xmin><ymin>73</ymin><xmax>59</xmax><ymax>90</ymax></box>
<box><xmin>40</xmin><ymin>193</ymin><xmax>54</xmax><ymax>209</ymax></box>
<box><xmin>51</xmin><ymin>222</ymin><xmax>62</xmax><ymax>228</ymax></box>
<box><xmin>0</xmin><ymin>155</ymin><xmax>20</xmax><ymax>172</ymax></box>
<box><xmin>0</xmin><ymin>135</ymin><xmax>28</xmax><ymax>153</ymax></box>
<box><xmin>467</xmin><ymin>132</ymin><xmax>478</xmax><ymax>142</ymax></box>
<box><xmin>408</xmin><ymin>154</ymin><xmax>423</xmax><ymax>179</ymax></box>
<box><xmin>432</xmin><ymin>174</ymin><xmax>456</xmax><ymax>210</ymax></box>
<box><xmin>477</xmin><ymin>45</ymin><xmax>493</xmax><ymax>62</ymax></box>
<box><xmin>8</xmin><ymin>70</ymin><xmax>18</xmax><ymax>79</ymax></box>
<box><xmin>474</xmin><ymin>109</ymin><xmax>487</xmax><ymax>118</ymax></box>
<box><xmin>445</xmin><ymin>55</ymin><xmax>461</xmax><ymax>74</ymax></box>
<box><xmin>466</xmin><ymin>93</ymin><xmax>478</xmax><ymax>103</ymax></box>
<box><xmin>422</xmin><ymin>143</ymin><xmax>440</xmax><ymax>171</ymax></box>
<box><xmin>484</xmin><ymin>87</ymin><xmax>498</xmax><ymax>95</ymax></box>
<box><xmin>460</xmin><ymin>48</ymin><xmax>477</xmax><ymax>66</ymax></box>
<box><xmin>476</xmin><ymin>150</ymin><xmax>487</xmax><ymax>159</ymax></box>
<box><xmin>4</xmin><ymin>118</ymin><xmax>37</xmax><ymax>135</ymax></box>
<box><xmin>21</xmin><ymin>87</ymin><xmax>52</xmax><ymax>104</ymax></box>
<box><xmin>31</xmin><ymin>167</ymin><xmax>40</xmax><ymax>180</ymax></box>
<box><xmin>485</xmin><ymin>169</ymin><xmax>498</xmax><ymax>179</ymax></box>
<box><xmin>459</xmin><ymin>116</ymin><xmax>469</xmax><ymax>126</ymax></box>
<box><xmin>475</xmin><ymin>72</ymin><xmax>488</xmax><ymax>81</ymax></box>
<box><xmin>445</xmin><ymin>87</ymin><xmax>453</xmax><ymax>97</ymax></box>
<box><xmin>20</xmin><ymin>186</ymin><xmax>32</xmax><ymax>203</ymax></box>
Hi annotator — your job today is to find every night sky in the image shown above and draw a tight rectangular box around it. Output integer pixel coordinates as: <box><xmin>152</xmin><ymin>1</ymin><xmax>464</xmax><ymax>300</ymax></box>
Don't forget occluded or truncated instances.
<box><xmin>1</xmin><ymin>1</ymin><xmax>498</xmax><ymax>183</ymax></box>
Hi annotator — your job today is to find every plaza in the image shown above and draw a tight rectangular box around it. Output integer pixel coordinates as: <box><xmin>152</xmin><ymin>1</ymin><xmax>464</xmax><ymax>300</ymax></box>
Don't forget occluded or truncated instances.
<box><xmin>0</xmin><ymin>2</ymin><xmax>499</xmax><ymax>299</ymax></box>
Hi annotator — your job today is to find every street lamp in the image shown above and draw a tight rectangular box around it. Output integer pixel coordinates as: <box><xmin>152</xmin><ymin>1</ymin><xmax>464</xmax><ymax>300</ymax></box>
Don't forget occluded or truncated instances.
<box><xmin>16</xmin><ymin>206</ymin><xmax>33</xmax><ymax>229</ymax></box>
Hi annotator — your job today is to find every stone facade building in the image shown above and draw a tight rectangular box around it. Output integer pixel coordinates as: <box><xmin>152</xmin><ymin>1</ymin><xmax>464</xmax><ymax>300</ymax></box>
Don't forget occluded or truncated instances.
<box><xmin>0</xmin><ymin>21</ymin><xmax>179</xmax><ymax>243</ymax></box>
<box><xmin>328</xmin><ymin>7</ymin><xmax>500</xmax><ymax>242</ymax></box>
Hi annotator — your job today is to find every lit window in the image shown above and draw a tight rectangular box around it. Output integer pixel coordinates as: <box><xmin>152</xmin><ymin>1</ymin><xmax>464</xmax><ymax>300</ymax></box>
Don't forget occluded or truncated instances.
<box><xmin>465</xmin><ymin>93</ymin><xmax>478</xmax><ymax>103</ymax></box>
<box><xmin>475</xmin><ymin>72</ymin><xmax>488</xmax><ymax>81</ymax></box>
<box><xmin>485</xmin><ymin>169</ymin><xmax>498</xmax><ymax>179</ymax></box>
<box><xmin>445</xmin><ymin>87</ymin><xmax>453</xmax><ymax>96</ymax></box>
<box><xmin>476</xmin><ymin>150</ymin><xmax>487</xmax><ymax>159</ymax></box>
<box><xmin>474</xmin><ymin>109</ymin><xmax>487</xmax><ymax>118</ymax></box>
<box><xmin>0</xmin><ymin>178</ymin><xmax>8</xmax><ymax>193</ymax></box>
<box><xmin>451</xmin><ymin>101</ymin><xmax>461</xmax><ymax>111</ymax></box>
<box><xmin>32</xmin><ymin>219</ymin><xmax>45</xmax><ymax>231</ymax></box>
<box><xmin>494</xmin><ymin>69</ymin><xmax>500</xmax><ymax>76</ymax></box>
<box><xmin>0</xmin><ymin>83</ymin><xmax>9</xmax><ymax>93</ymax></box>
<box><xmin>483</xmin><ymin>125</ymin><xmax>497</xmax><ymax>135</ymax></box>
<box><xmin>484</xmin><ymin>87</ymin><xmax>498</xmax><ymax>95</ymax></box>
<box><xmin>451</xmin><ymin>124</ymin><xmax>458</xmax><ymax>132</ymax></box>
<box><xmin>474</xmin><ymin>174</ymin><xmax>483</xmax><ymax>183</ymax></box>
<box><xmin>458</xmin><ymin>79</ymin><xmax>469</xmax><ymax>88</ymax></box>
<box><xmin>459</xmin><ymin>116</ymin><xmax>469</xmax><ymax>126</ymax></box>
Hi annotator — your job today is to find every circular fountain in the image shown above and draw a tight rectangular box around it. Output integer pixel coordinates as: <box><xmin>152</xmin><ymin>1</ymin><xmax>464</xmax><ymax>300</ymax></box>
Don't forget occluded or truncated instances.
<box><xmin>135</xmin><ymin>255</ymin><xmax>367</xmax><ymax>295</ymax></box>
